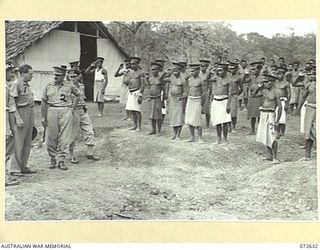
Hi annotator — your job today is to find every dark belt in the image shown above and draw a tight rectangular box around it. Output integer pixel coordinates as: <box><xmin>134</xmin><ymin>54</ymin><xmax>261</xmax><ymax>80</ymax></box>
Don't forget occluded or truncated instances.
<box><xmin>250</xmin><ymin>95</ymin><xmax>263</xmax><ymax>98</ymax></box>
<box><xmin>129</xmin><ymin>88</ymin><xmax>140</xmax><ymax>93</ymax></box>
<box><xmin>213</xmin><ymin>96</ymin><xmax>228</xmax><ymax>101</ymax></box>
<box><xmin>260</xmin><ymin>108</ymin><xmax>275</xmax><ymax>113</ymax></box>
<box><xmin>48</xmin><ymin>105</ymin><xmax>71</xmax><ymax>108</ymax></box>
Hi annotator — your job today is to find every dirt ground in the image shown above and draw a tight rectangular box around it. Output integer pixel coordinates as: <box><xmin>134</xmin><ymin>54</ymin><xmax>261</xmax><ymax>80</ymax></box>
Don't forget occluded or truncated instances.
<box><xmin>5</xmin><ymin>101</ymin><xmax>318</xmax><ymax>221</ymax></box>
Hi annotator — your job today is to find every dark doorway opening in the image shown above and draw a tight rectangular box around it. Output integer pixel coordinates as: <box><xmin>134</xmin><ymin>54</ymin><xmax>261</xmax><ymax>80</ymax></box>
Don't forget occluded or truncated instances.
<box><xmin>80</xmin><ymin>34</ymin><xmax>97</xmax><ymax>101</ymax></box>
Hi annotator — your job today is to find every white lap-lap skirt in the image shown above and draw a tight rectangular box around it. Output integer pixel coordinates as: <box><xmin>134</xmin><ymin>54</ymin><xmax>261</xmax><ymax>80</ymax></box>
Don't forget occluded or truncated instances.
<box><xmin>300</xmin><ymin>101</ymin><xmax>307</xmax><ymax>133</ymax></box>
<box><xmin>210</xmin><ymin>95</ymin><xmax>231</xmax><ymax>126</ymax></box>
<box><xmin>185</xmin><ymin>96</ymin><xmax>202</xmax><ymax>127</ymax></box>
<box><xmin>275</xmin><ymin>97</ymin><xmax>287</xmax><ymax>124</ymax></box>
<box><xmin>256</xmin><ymin>108</ymin><xmax>276</xmax><ymax>148</ymax></box>
<box><xmin>125</xmin><ymin>89</ymin><xmax>141</xmax><ymax>112</ymax></box>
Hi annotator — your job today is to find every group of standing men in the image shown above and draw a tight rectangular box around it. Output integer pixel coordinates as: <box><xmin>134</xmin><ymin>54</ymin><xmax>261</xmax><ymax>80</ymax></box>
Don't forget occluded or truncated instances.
<box><xmin>5</xmin><ymin>60</ymin><xmax>102</xmax><ymax>186</ymax></box>
<box><xmin>116</xmin><ymin>56</ymin><xmax>316</xmax><ymax>164</ymax></box>
<box><xmin>5</xmin><ymin>54</ymin><xmax>316</xmax><ymax>186</ymax></box>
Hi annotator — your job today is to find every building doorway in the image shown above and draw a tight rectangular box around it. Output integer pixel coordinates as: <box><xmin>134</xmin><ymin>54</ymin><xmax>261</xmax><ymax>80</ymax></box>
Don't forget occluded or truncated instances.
<box><xmin>80</xmin><ymin>34</ymin><xmax>97</xmax><ymax>101</ymax></box>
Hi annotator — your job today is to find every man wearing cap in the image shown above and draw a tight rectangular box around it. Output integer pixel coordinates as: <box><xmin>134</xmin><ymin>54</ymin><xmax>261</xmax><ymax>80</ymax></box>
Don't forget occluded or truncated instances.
<box><xmin>167</xmin><ymin>62</ymin><xmax>187</xmax><ymax>140</ymax></box>
<box><xmin>86</xmin><ymin>57</ymin><xmax>108</xmax><ymax>117</ymax></box>
<box><xmin>145</xmin><ymin>62</ymin><xmax>166</xmax><ymax>135</ymax></box>
<box><xmin>274</xmin><ymin>65</ymin><xmax>291</xmax><ymax>136</ymax></box>
<box><xmin>68</xmin><ymin>69</ymin><xmax>100</xmax><ymax>163</ymax></box>
<box><xmin>155</xmin><ymin>59</ymin><xmax>168</xmax><ymax>126</ymax></box>
<box><xmin>210</xmin><ymin>63</ymin><xmax>232</xmax><ymax>144</ymax></box>
<box><xmin>247</xmin><ymin>61</ymin><xmax>264</xmax><ymax>135</ymax></box>
<box><xmin>185</xmin><ymin>63</ymin><xmax>206</xmax><ymax>143</ymax></box>
<box><xmin>295</xmin><ymin>67</ymin><xmax>316</xmax><ymax>160</ymax></box>
<box><xmin>255</xmin><ymin>74</ymin><xmax>282</xmax><ymax>164</ymax></box>
<box><xmin>199</xmin><ymin>59</ymin><xmax>212</xmax><ymax>128</ymax></box>
<box><xmin>10</xmin><ymin>64</ymin><xmax>37</xmax><ymax>175</ymax></box>
<box><xmin>115</xmin><ymin>59</ymin><xmax>131</xmax><ymax>120</ymax></box>
<box><xmin>228</xmin><ymin>62</ymin><xmax>244</xmax><ymax>132</ymax></box>
<box><xmin>266</xmin><ymin>59</ymin><xmax>276</xmax><ymax>74</ymax></box>
<box><xmin>5</xmin><ymin>63</ymin><xmax>23</xmax><ymax>185</ymax></box>
<box><xmin>288</xmin><ymin>61</ymin><xmax>301</xmax><ymax>113</ymax></box>
<box><xmin>41</xmin><ymin>66</ymin><xmax>80</xmax><ymax>170</ymax></box>
<box><xmin>125</xmin><ymin>57</ymin><xmax>145</xmax><ymax>132</ymax></box>
<box><xmin>238</xmin><ymin>59</ymin><xmax>250</xmax><ymax>110</ymax></box>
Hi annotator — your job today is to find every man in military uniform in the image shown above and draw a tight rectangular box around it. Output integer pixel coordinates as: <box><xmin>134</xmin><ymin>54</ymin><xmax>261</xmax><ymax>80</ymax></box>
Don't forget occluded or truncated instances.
<box><xmin>185</xmin><ymin>63</ymin><xmax>206</xmax><ymax>143</ymax></box>
<box><xmin>125</xmin><ymin>57</ymin><xmax>145</xmax><ymax>132</ymax></box>
<box><xmin>86</xmin><ymin>57</ymin><xmax>108</xmax><ymax>117</ymax></box>
<box><xmin>68</xmin><ymin>69</ymin><xmax>100</xmax><ymax>163</ymax></box>
<box><xmin>10</xmin><ymin>64</ymin><xmax>37</xmax><ymax>175</ymax></box>
<box><xmin>5</xmin><ymin>63</ymin><xmax>23</xmax><ymax>185</ymax></box>
<box><xmin>41</xmin><ymin>66</ymin><xmax>80</xmax><ymax>170</ymax></box>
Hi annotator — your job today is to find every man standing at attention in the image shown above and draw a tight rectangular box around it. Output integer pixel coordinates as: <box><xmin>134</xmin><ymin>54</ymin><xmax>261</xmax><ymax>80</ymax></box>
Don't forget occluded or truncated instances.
<box><xmin>10</xmin><ymin>64</ymin><xmax>37</xmax><ymax>175</ymax></box>
<box><xmin>256</xmin><ymin>74</ymin><xmax>282</xmax><ymax>164</ymax></box>
<box><xmin>5</xmin><ymin>62</ymin><xmax>23</xmax><ymax>185</ymax></box>
<box><xmin>86</xmin><ymin>57</ymin><xmax>108</xmax><ymax>117</ymax></box>
<box><xmin>185</xmin><ymin>63</ymin><xmax>206</xmax><ymax>143</ymax></box>
<box><xmin>295</xmin><ymin>68</ymin><xmax>316</xmax><ymax>160</ymax></box>
<box><xmin>145</xmin><ymin>62</ymin><xmax>166</xmax><ymax>135</ymax></box>
<box><xmin>115</xmin><ymin>59</ymin><xmax>131</xmax><ymax>120</ymax></box>
<box><xmin>167</xmin><ymin>62</ymin><xmax>187</xmax><ymax>140</ymax></box>
<box><xmin>42</xmin><ymin>66</ymin><xmax>80</xmax><ymax>170</ymax></box>
<box><xmin>199</xmin><ymin>59</ymin><xmax>212</xmax><ymax>128</ymax></box>
<box><xmin>247</xmin><ymin>61</ymin><xmax>264</xmax><ymax>135</ymax></box>
<box><xmin>274</xmin><ymin>65</ymin><xmax>291</xmax><ymax>136</ymax></box>
<box><xmin>228</xmin><ymin>62</ymin><xmax>243</xmax><ymax>132</ymax></box>
<box><xmin>210</xmin><ymin>63</ymin><xmax>232</xmax><ymax>144</ymax></box>
<box><xmin>125</xmin><ymin>57</ymin><xmax>145</xmax><ymax>132</ymax></box>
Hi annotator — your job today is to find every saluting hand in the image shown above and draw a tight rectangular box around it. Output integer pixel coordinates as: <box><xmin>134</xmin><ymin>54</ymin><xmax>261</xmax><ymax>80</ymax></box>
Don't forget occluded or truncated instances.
<box><xmin>41</xmin><ymin>118</ymin><xmax>47</xmax><ymax>128</ymax></box>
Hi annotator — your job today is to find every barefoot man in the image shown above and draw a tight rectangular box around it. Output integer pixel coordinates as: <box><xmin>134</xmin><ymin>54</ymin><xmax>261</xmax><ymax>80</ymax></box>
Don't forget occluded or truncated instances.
<box><xmin>296</xmin><ymin>68</ymin><xmax>316</xmax><ymax>160</ymax></box>
<box><xmin>228</xmin><ymin>62</ymin><xmax>243</xmax><ymax>132</ymax></box>
<box><xmin>274</xmin><ymin>65</ymin><xmax>291</xmax><ymax>136</ymax></box>
<box><xmin>210</xmin><ymin>63</ymin><xmax>232</xmax><ymax>144</ymax></box>
<box><xmin>168</xmin><ymin>62</ymin><xmax>187</xmax><ymax>140</ymax></box>
<box><xmin>199</xmin><ymin>59</ymin><xmax>212</xmax><ymax>128</ymax></box>
<box><xmin>185</xmin><ymin>63</ymin><xmax>206</xmax><ymax>143</ymax></box>
<box><xmin>247</xmin><ymin>61</ymin><xmax>264</xmax><ymax>135</ymax></box>
<box><xmin>85</xmin><ymin>57</ymin><xmax>108</xmax><ymax>117</ymax></box>
<box><xmin>256</xmin><ymin>74</ymin><xmax>282</xmax><ymax>164</ymax></box>
<box><xmin>145</xmin><ymin>62</ymin><xmax>166</xmax><ymax>135</ymax></box>
<box><xmin>125</xmin><ymin>57</ymin><xmax>145</xmax><ymax>132</ymax></box>
<box><xmin>115</xmin><ymin>59</ymin><xmax>131</xmax><ymax>120</ymax></box>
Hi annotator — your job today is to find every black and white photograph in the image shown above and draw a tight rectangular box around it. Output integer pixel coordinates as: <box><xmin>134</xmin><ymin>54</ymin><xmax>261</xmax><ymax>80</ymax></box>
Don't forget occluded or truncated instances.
<box><xmin>4</xmin><ymin>19</ymin><xmax>317</xmax><ymax>221</ymax></box>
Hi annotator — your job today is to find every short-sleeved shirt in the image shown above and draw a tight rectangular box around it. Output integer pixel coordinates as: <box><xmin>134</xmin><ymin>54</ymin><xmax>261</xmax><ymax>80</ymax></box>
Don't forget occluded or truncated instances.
<box><xmin>73</xmin><ymin>82</ymin><xmax>86</xmax><ymax>107</ymax></box>
<box><xmin>10</xmin><ymin>78</ymin><xmax>34</xmax><ymax>108</ymax></box>
<box><xmin>6</xmin><ymin>83</ymin><xmax>16</xmax><ymax>112</ymax></box>
<box><xmin>42</xmin><ymin>81</ymin><xmax>80</xmax><ymax>107</ymax></box>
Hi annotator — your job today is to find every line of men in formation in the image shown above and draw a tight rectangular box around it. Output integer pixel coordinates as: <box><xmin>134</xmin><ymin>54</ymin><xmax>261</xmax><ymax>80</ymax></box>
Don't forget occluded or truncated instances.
<box><xmin>115</xmin><ymin>56</ymin><xmax>316</xmax><ymax>165</ymax></box>
<box><xmin>5</xmin><ymin>55</ymin><xmax>316</xmax><ymax>187</ymax></box>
